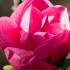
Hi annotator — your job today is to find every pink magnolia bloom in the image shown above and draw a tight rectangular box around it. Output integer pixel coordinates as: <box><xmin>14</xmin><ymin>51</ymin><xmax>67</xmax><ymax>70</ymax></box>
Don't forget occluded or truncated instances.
<box><xmin>0</xmin><ymin>0</ymin><xmax>70</xmax><ymax>70</ymax></box>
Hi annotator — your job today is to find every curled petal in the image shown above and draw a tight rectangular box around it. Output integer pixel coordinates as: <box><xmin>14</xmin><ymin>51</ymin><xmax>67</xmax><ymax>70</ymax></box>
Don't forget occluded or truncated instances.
<box><xmin>41</xmin><ymin>5</ymin><xmax>70</xmax><ymax>34</ymax></box>
<box><xmin>35</xmin><ymin>31</ymin><xmax>70</xmax><ymax>64</ymax></box>
<box><xmin>10</xmin><ymin>0</ymin><xmax>33</xmax><ymax>26</ymax></box>
<box><xmin>4</xmin><ymin>47</ymin><xmax>58</xmax><ymax>70</ymax></box>
<box><xmin>4</xmin><ymin>47</ymin><xmax>33</xmax><ymax>69</ymax></box>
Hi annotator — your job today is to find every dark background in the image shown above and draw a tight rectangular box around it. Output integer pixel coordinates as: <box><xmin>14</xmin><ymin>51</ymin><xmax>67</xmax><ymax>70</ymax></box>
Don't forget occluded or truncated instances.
<box><xmin>0</xmin><ymin>0</ymin><xmax>13</xmax><ymax>16</ymax></box>
<box><xmin>0</xmin><ymin>0</ymin><xmax>70</xmax><ymax>16</ymax></box>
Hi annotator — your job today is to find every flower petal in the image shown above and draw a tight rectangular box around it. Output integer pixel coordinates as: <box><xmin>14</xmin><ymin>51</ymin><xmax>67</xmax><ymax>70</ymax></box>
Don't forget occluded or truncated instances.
<box><xmin>0</xmin><ymin>17</ymin><xmax>19</xmax><ymax>49</ymax></box>
<box><xmin>17</xmin><ymin>31</ymin><xmax>47</xmax><ymax>50</ymax></box>
<box><xmin>10</xmin><ymin>0</ymin><xmax>33</xmax><ymax>26</ymax></box>
<box><xmin>35</xmin><ymin>31</ymin><xmax>70</xmax><ymax>64</ymax></box>
<box><xmin>11</xmin><ymin>0</ymin><xmax>53</xmax><ymax>32</ymax></box>
<box><xmin>4</xmin><ymin>47</ymin><xmax>58</xmax><ymax>70</ymax></box>
<box><xmin>41</xmin><ymin>5</ymin><xmax>70</xmax><ymax>34</ymax></box>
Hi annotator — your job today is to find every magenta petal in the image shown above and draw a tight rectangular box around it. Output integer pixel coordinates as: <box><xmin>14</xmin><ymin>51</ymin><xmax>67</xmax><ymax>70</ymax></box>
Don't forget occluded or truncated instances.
<box><xmin>26</xmin><ymin>56</ymin><xmax>58</xmax><ymax>70</ymax></box>
<box><xmin>4</xmin><ymin>47</ymin><xmax>58</xmax><ymax>70</ymax></box>
<box><xmin>10</xmin><ymin>0</ymin><xmax>32</xmax><ymax>26</ymax></box>
<box><xmin>41</xmin><ymin>5</ymin><xmax>70</xmax><ymax>33</ymax></box>
<box><xmin>18</xmin><ymin>31</ymin><xmax>55</xmax><ymax>51</ymax></box>
<box><xmin>4</xmin><ymin>47</ymin><xmax>33</xmax><ymax>69</ymax></box>
<box><xmin>46</xmin><ymin>23</ymin><xmax>63</xmax><ymax>34</ymax></box>
<box><xmin>0</xmin><ymin>33</ymin><xmax>15</xmax><ymax>50</ymax></box>
<box><xmin>11</xmin><ymin>0</ymin><xmax>53</xmax><ymax>32</ymax></box>
<box><xmin>29</xmin><ymin>6</ymin><xmax>41</xmax><ymax>32</ymax></box>
<box><xmin>0</xmin><ymin>17</ymin><xmax>20</xmax><ymax>44</ymax></box>
<box><xmin>35</xmin><ymin>31</ymin><xmax>69</xmax><ymax>64</ymax></box>
<box><xmin>44</xmin><ymin>5</ymin><xmax>64</xmax><ymax>17</ymax></box>
<box><xmin>17</xmin><ymin>0</ymin><xmax>48</xmax><ymax>32</ymax></box>
<box><xmin>0</xmin><ymin>17</ymin><xmax>19</xmax><ymax>49</ymax></box>
<box><xmin>32</xmin><ymin>0</ymin><xmax>52</xmax><ymax>11</ymax></box>
<box><xmin>17</xmin><ymin>31</ymin><xmax>47</xmax><ymax>50</ymax></box>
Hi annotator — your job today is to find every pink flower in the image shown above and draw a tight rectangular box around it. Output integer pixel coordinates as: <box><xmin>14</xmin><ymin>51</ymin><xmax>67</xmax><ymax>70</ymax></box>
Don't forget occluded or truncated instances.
<box><xmin>0</xmin><ymin>0</ymin><xmax>70</xmax><ymax>70</ymax></box>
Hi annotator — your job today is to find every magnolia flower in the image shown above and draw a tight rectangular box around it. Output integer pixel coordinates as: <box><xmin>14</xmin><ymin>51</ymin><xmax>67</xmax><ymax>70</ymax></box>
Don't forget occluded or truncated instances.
<box><xmin>0</xmin><ymin>0</ymin><xmax>70</xmax><ymax>70</ymax></box>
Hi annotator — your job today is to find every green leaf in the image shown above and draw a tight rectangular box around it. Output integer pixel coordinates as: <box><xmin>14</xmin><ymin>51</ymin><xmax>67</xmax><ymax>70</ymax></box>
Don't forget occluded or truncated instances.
<box><xmin>3</xmin><ymin>65</ymin><xmax>15</xmax><ymax>70</ymax></box>
<box><xmin>56</xmin><ymin>59</ymin><xmax>70</xmax><ymax>70</ymax></box>
<box><xmin>61</xmin><ymin>59</ymin><xmax>70</xmax><ymax>70</ymax></box>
